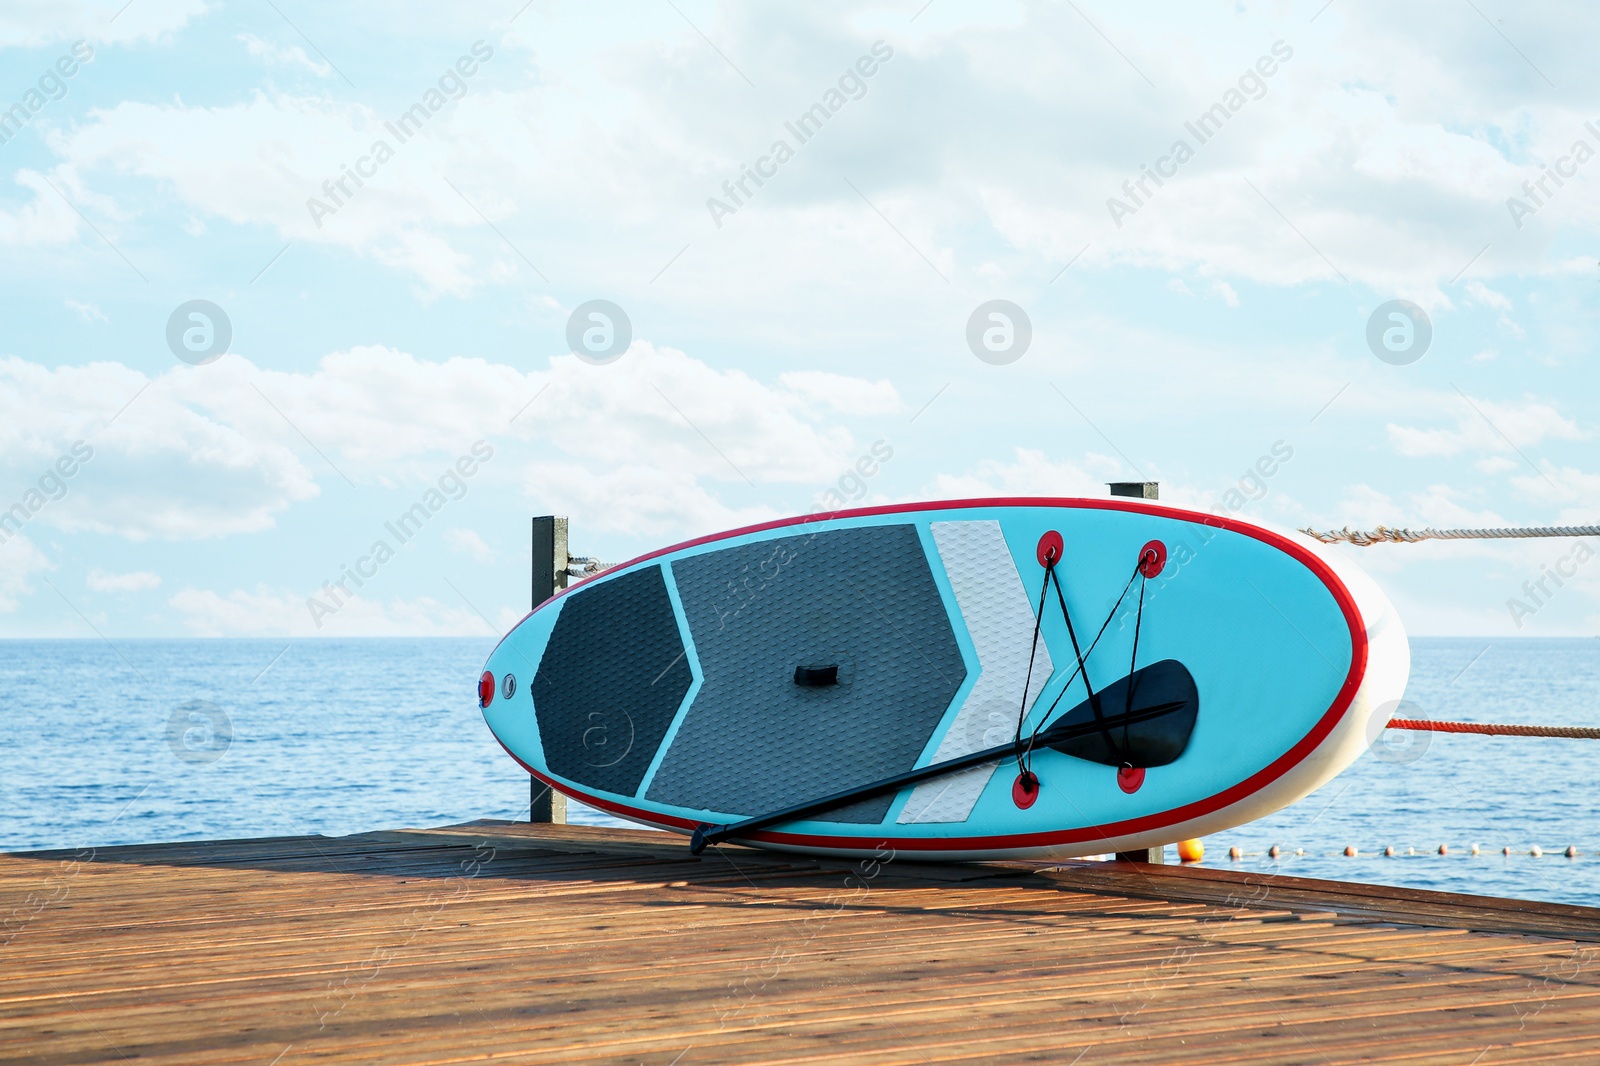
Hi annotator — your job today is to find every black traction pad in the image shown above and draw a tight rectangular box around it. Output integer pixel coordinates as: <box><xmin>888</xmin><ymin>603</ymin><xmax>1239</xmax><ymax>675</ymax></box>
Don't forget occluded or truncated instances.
<box><xmin>645</xmin><ymin>524</ymin><xmax>967</xmax><ymax>822</ymax></box>
<box><xmin>532</xmin><ymin>566</ymin><xmax>692</xmax><ymax>796</ymax></box>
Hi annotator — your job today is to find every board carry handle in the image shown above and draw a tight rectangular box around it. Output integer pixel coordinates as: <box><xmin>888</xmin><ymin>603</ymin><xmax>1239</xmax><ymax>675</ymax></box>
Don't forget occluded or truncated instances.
<box><xmin>793</xmin><ymin>663</ymin><xmax>840</xmax><ymax>687</ymax></box>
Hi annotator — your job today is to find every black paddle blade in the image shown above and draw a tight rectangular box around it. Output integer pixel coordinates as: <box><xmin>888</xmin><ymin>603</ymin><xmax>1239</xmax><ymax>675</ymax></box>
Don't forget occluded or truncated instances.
<box><xmin>1039</xmin><ymin>659</ymin><xmax>1198</xmax><ymax>768</ymax></box>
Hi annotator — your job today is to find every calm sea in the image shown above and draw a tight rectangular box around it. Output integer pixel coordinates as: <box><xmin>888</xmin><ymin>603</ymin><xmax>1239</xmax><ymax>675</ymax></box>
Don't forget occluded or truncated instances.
<box><xmin>3</xmin><ymin>637</ymin><xmax>1598</xmax><ymax>907</ymax></box>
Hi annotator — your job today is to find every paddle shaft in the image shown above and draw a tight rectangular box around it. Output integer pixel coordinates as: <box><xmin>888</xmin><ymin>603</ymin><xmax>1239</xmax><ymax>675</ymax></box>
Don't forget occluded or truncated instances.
<box><xmin>688</xmin><ymin>700</ymin><xmax>1181</xmax><ymax>853</ymax></box>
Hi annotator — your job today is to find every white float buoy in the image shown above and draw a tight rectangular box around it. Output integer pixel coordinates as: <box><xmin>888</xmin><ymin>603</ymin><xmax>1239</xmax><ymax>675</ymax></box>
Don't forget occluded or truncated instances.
<box><xmin>1228</xmin><ymin>846</ymin><xmax>1243</xmax><ymax>861</ymax></box>
<box><xmin>1503</xmin><ymin>846</ymin><xmax>1513</xmax><ymax>856</ymax></box>
<box><xmin>1565</xmin><ymin>845</ymin><xmax>1578</xmax><ymax>858</ymax></box>
<box><xmin>1383</xmin><ymin>846</ymin><xmax>1395</xmax><ymax>857</ymax></box>
<box><xmin>1344</xmin><ymin>845</ymin><xmax>1358</xmax><ymax>857</ymax></box>
<box><xmin>1268</xmin><ymin>845</ymin><xmax>1281</xmax><ymax>858</ymax></box>
<box><xmin>1438</xmin><ymin>844</ymin><xmax>1448</xmax><ymax>856</ymax></box>
<box><xmin>1531</xmin><ymin>845</ymin><xmax>1543</xmax><ymax>857</ymax></box>
<box><xmin>1470</xmin><ymin>843</ymin><xmax>1481</xmax><ymax>856</ymax></box>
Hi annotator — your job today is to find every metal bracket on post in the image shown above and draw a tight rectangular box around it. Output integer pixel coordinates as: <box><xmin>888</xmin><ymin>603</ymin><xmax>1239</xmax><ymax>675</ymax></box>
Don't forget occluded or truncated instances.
<box><xmin>1107</xmin><ymin>483</ymin><xmax>1164</xmax><ymax>864</ymax></box>
<box><xmin>1107</xmin><ymin>481</ymin><xmax>1160</xmax><ymax>501</ymax></box>
<box><xmin>529</xmin><ymin>515</ymin><xmax>569</xmax><ymax>826</ymax></box>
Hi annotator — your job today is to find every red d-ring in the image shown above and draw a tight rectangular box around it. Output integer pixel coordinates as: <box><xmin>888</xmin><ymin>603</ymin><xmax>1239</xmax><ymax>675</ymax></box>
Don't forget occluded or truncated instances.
<box><xmin>1138</xmin><ymin>540</ymin><xmax>1167</xmax><ymax>578</ymax></box>
<box><xmin>1012</xmin><ymin>771</ymin><xmax>1040</xmax><ymax>809</ymax></box>
<box><xmin>1036</xmin><ymin>531</ymin><xmax>1063</xmax><ymax>567</ymax></box>
<box><xmin>1118</xmin><ymin>765</ymin><xmax>1146</xmax><ymax>794</ymax></box>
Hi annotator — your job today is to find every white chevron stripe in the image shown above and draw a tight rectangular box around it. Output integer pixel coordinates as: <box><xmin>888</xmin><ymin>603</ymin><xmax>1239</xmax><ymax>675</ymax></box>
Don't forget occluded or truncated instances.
<box><xmin>898</xmin><ymin>520</ymin><xmax>1054</xmax><ymax>824</ymax></box>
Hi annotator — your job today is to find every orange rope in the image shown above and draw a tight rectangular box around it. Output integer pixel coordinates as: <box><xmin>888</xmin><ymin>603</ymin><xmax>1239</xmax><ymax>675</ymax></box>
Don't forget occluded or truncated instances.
<box><xmin>1388</xmin><ymin>718</ymin><xmax>1600</xmax><ymax>740</ymax></box>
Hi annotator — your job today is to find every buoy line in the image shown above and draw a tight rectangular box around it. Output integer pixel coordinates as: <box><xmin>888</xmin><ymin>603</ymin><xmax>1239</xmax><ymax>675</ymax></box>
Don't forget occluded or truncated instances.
<box><xmin>1387</xmin><ymin>718</ymin><xmax>1600</xmax><ymax>740</ymax></box>
<box><xmin>1299</xmin><ymin>523</ymin><xmax>1600</xmax><ymax>546</ymax></box>
<box><xmin>1202</xmin><ymin>844</ymin><xmax>1588</xmax><ymax>860</ymax></box>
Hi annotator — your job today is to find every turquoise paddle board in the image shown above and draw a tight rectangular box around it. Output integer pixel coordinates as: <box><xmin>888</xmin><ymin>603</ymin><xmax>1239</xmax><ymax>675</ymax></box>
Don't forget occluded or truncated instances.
<box><xmin>478</xmin><ymin>498</ymin><xmax>1408</xmax><ymax>861</ymax></box>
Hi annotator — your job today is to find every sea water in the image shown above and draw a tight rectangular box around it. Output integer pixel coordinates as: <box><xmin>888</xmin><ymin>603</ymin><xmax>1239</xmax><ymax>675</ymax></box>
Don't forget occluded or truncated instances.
<box><xmin>2</xmin><ymin>637</ymin><xmax>1597</xmax><ymax>907</ymax></box>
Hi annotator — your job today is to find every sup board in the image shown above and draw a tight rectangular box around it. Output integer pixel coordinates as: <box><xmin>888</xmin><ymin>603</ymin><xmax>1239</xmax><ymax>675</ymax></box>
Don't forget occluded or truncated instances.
<box><xmin>478</xmin><ymin>498</ymin><xmax>1409</xmax><ymax>861</ymax></box>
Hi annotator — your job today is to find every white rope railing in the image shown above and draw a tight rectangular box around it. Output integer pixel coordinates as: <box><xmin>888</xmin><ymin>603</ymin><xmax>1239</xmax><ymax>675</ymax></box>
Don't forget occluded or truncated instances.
<box><xmin>1299</xmin><ymin>524</ymin><xmax>1600</xmax><ymax>546</ymax></box>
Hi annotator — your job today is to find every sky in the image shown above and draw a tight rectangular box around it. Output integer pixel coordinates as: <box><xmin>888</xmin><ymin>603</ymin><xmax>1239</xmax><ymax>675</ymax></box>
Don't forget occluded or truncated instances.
<box><xmin>1</xmin><ymin>0</ymin><xmax>1597</xmax><ymax>640</ymax></box>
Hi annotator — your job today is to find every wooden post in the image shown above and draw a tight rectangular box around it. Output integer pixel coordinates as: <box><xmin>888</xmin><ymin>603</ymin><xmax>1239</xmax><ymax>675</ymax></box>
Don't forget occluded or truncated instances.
<box><xmin>530</xmin><ymin>779</ymin><xmax>567</xmax><ymax>825</ymax></box>
<box><xmin>1107</xmin><ymin>484</ymin><xmax>1163</xmax><ymax>864</ymax></box>
<box><xmin>529</xmin><ymin>516</ymin><xmax>569</xmax><ymax>825</ymax></box>
<box><xmin>531</xmin><ymin>515</ymin><xmax>570</xmax><ymax>605</ymax></box>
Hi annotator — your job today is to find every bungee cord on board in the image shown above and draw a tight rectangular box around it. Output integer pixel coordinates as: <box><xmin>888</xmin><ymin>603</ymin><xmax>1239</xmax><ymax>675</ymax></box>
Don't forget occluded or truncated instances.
<box><xmin>1015</xmin><ymin>555</ymin><xmax>1150</xmax><ymax>776</ymax></box>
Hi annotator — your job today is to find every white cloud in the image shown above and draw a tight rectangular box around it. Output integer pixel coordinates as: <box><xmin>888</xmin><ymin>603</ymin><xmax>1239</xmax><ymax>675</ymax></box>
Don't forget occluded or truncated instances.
<box><xmin>0</xmin><ymin>535</ymin><xmax>51</xmax><ymax>612</ymax></box>
<box><xmin>43</xmin><ymin>93</ymin><xmax>484</xmax><ymax>294</ymax></box>
<box><xmin>1211</xmin><ymin>281</ymin><xmax>1239</xmax><ymax>307</ymax></box>
<box><xmin>1387</xmin><ymin>394</ymin><xmax>1585</xmax><ymax>459</ymax></box>
<box><xmin>235</xmin><ymin>32</ymin><xmax>331</xmax><ymax>76</ymax></box>
<box><xmin>0</xmin><ymin>356</ymin><xmax>320</xmax><ymax>540</ymax></box>
<box><xmin>1465</xmin><ymin>281</ymin><xmax>1511</xmax><ymax>310</ymax></box>
<box><xmin>443</xmin><ymin>527</ymin><xmax>493</xmax><ymax>563</ymax></box>
<box><xmin>776</xmin><ymin>371</ymin><xmax>899</xmax><ymax>415</ymax></box>
<box><xmin>1508</xmin><ymin>464</ymin><xmax>1600</xmax><ymax>510</ymax></box>
<box><xmin>86</xmin><ymin>568</ymin><xmax>160</xmax><ymax>591</ymax></box>
<box><xmin>525</xmin><ymin>461</ymin><xmax>777</xmax><ymax>540</ymax></box>
<box><xmin>921</xmin><ymin>448</ymin><xmax>1109</xmax><ymax>499</ymax></box>
<box><xmin>64</xmin><ymin>298</ymin><xmax>105</xmax><ymax>323</ymax></box>
<box><xmin>0</xmin><ymin>1</ymin><xmax>208</xmax><ymax>47</ymax></box>
<box><xmin>170</xmin><ymin>584</ymin><xmax>503</xmax><ymax>637</ymax></box>
<box><xmin>0</xmin><ymin>344</ymin><xmax>887</xmax><ymax>542</ymax></box>
<box><xmin>33</xmin><ymin>3</ymin><xmax>1600</xmax><ymax>298</ymax></box>
<box><xmin>0</xmin><ymin>171</ymin><xmax>83</xmax><ymax>249</ymax></box>
<box><xmin>226</xmin><ymin>340</ymin><xmax>866</xmax><ymax>488</ymax></box>
<box><xmin>511</xmin><ymin>344</ymin><xmax>865</xmax><ymax>485</ymax></box>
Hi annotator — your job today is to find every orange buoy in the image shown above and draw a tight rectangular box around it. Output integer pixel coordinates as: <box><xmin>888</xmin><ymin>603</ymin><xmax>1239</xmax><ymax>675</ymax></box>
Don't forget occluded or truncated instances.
<box><xmin>1268</xmin><ymin>845</ymin><xmax>1281</xmax><ymax>859</ymax></box>
<box><xmin>1383</xmin><ymin>846</ymin><xmax>1395</xmax><ymax>857</ymax></box>
<box><xmin>1177</xmin><ymin>838</ymin><xmax>1204</xmax><ymax>863</ymax></box>
<box><xmin>1438</xmin><ymin>844</ymin><xmax>1448</xmax><ymax>856</ymax></box>
<box><xmin>1344</xmin><ymin>845</ymin><xmax>1358</xmax><ymax>857</ymax></box>
<box><xmin>1228</xmin><ymin>846</ymin><xmax>1243</xmax><ymax>860</ymax></box>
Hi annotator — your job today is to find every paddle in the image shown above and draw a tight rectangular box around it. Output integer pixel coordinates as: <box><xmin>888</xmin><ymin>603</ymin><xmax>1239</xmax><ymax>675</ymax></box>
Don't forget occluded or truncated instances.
<box><xmin>688</xmin><ymin>659</ymin><xmax>1198</xmax><ymax>854</ymax></box>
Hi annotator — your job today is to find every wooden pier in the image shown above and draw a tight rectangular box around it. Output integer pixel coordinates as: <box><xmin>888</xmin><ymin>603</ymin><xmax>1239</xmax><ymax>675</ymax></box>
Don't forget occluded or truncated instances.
<box><xmin>4</xmin><ymin>821</ymin><xmax>1600</xmax><ymax>1065</ymax></box>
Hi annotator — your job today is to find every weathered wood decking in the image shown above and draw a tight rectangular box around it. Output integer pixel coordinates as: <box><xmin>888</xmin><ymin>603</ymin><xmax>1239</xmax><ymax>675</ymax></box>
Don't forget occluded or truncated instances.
<box><xmin>4</xmin><ymin>820</ymin><xmax>1600</xmax><ymax>1064</ymax></box>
